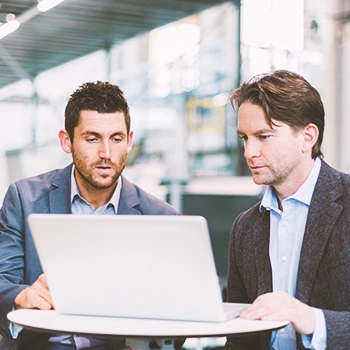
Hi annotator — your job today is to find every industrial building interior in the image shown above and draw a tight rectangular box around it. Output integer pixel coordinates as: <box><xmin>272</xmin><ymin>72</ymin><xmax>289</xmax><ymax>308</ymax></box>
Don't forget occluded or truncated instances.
<box><xmin>0</xmin><ymin>0</ymin><xmax>350</xmax><ymax>348</ymax></box>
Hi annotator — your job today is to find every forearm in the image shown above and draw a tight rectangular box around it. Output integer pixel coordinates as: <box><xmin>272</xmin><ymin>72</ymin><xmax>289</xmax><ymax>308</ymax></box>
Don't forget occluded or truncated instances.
<box><xmin>0</xmin><ymin>283</ymin><xmax>28</xmax><ymax>340</ymax></box>
<box><xmin>0</xmin><ymin>185</ymin><xmax>27</xmax><ymax>339</ymax></box>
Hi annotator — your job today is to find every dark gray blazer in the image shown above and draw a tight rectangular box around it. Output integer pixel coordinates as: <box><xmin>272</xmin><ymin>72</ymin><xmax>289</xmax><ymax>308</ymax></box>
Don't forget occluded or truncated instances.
<box><xmin>0</xmin><ymin>163</ymin><xmax>178</xmax><ymax>350</ymax></box>
<box><xmin>226</xmin><ymin>160</ymin><xmax>350</xmax><ymax>350</ymax></box>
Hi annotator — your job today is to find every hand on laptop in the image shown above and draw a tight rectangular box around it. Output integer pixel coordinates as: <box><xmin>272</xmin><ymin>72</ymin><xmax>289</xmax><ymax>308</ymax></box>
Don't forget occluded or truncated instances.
<box><xmin>14</xmin><ymin>274</ymin><xmax>54</xmax><ymax>310</ymax></box>
<box><xmin>239</xmin><ymin>291</ymin><xmax>315</xmax><ymax>335</ymax></box>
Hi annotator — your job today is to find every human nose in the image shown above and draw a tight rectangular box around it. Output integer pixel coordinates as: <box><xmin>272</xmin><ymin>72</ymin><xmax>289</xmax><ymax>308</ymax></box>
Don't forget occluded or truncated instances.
<box><xmin>98</xmin><ymin>140</ymin><xmax>111</xmax><ymax>159</ymax></box>
<box><xmin>244</xmin><ymin>139</ymin><xmax>260</xmax><ymax>159</ymax></box>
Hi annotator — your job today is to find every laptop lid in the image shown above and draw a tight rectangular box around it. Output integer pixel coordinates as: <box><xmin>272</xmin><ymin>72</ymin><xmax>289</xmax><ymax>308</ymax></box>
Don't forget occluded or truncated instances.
<box><xmin>28</xmin><ymin>214</ymin><xmax>237</xmax><ymax>322</ymax></box>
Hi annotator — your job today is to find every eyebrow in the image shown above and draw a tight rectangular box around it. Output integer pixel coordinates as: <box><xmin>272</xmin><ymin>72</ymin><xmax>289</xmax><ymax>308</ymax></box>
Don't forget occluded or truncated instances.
<box><xmin>81</xmin><ymin>131</ymin><xmax>126</xmax><ymax>138</ymax></box>
<box><xmin>236</xmin><ymin>127</ymin><xmax>275</xmax><ymax>135</ymax></box>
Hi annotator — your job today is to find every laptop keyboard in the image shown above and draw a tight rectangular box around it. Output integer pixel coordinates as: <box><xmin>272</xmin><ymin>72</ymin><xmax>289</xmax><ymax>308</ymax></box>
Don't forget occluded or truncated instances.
<box><xmin>222</xmin><ymin>303</ymin><xmax>247</xmax><ymax>320</ymax></box>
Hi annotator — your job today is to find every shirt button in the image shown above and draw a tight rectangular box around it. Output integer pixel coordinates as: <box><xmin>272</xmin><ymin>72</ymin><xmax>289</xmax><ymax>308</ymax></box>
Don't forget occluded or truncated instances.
<box><xmin>280</xmin><ymin>328</ymin><xmax>285</xmax><ymax>333</ymax></box>
<box><xmin>282</xmin><ymin>256</ymin><xmax>287</xmax><ymax>262</ymax></box>
<box><xmin>283</xmin><ymin>221</ymin><xmax>288</xmax><ymax>226</ymax></box>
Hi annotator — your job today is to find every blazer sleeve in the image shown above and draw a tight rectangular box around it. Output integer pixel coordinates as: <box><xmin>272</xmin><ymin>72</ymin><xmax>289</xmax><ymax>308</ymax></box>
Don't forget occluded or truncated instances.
<box><xmin>0</xmin><ymin>184</ymin><xmax>29</xmax><ymax>342</ymax></box>
<box><xmin>323</xmin><ymin>310</ymin><xmax>350</xmax><ymax>349</ymax></box>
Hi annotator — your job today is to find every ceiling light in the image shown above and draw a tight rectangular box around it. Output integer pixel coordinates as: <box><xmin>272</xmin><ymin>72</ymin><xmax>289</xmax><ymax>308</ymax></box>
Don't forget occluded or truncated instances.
<box><xmin>37</xmin><ymin>0</ymin><xmax>65</xmax><ymax>13</ymax></box>
<box><xmin>0</xmin><ymin>20</ymin><xmax>20</xmax><ymax>40</ymax></box>
<box><xmin>6</xmin><ymin>13</ymin><xmax>16</xmax><ymax>22</ymax></box>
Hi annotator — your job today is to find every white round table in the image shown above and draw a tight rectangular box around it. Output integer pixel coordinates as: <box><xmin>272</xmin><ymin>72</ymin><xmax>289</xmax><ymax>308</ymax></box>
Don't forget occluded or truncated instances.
<box><xmin>8</xmin><ymin>309</ymin><xmax>289</xmax><ymax>349</ymax></box>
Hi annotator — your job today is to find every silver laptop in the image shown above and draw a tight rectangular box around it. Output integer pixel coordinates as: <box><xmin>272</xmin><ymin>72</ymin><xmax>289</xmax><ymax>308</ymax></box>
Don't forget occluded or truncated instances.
<box><xmin>28</xmin><ymin>214</ymin><xmax>248</xmax><ymax>322</ymax></box>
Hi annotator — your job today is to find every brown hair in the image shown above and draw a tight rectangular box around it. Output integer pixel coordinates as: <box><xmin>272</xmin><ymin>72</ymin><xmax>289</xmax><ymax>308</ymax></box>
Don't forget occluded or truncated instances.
<box><xmin>64</xmin><ymin>81</ymin><xmax>131</xmax><ymax>141</ymax></box>
<box><xmin>230</xmin><ymin>70</ymin><xmax>325</xmax><ymax>158</ymax></box>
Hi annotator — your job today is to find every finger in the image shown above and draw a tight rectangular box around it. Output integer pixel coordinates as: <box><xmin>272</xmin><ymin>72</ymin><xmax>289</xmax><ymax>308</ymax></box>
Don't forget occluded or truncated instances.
<box><xmin>14</xmin><ymin>287</ymin><xmax>52</xmax><ymax>310</ymax></box>
<box><xmin>240</xmin><ymin>305</ymin><xmax>269</xmax><ymax>320</ymax></box>
<box><xmin>34</xmin><ymin>275</ymin><xmax>54</xmax><ymax>307</ymax></box>
<box><xmin>240</xmin><ymin>293</ymin><xmax>293</xmax><ymax>320</ymax></box>
<box><xmin>24</xmin><ymin>287</ymin><xmax>53</xmax><ymax>310</ymax></box>
<box><xmin>37</xmin><ymin>274</ymin><xmax>49</xmax><ymax>287</ymax></box>
<box><xmin>14</xmin><ymin>274</ymin><xmax>54</xmax><ymax>310</ymax></box>
<box><xmin>260</xmin><ymin>310</ymin><xmax>291</xmax><ymax>322</ymax></box>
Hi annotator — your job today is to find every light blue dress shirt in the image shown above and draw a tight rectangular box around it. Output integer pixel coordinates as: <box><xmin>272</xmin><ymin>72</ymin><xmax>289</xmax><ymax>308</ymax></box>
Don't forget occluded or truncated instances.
<box><xmin>260</xmin><ymin>157</ymin><xmax>326</xmax><ymax>350</ymax></box>
<box><xmin>69</xmin><ymin>166</ymin><xmax>121</xmax><ymax>215</ymax></box>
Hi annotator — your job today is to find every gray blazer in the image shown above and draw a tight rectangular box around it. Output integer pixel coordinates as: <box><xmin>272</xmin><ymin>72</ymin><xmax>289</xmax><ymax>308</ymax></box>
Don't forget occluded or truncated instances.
<box><xmin>226</xmin><ymin>160</ymin><xmax>350</xmax><ymax>350</ymax></box>
<box><xmin>0</xmin><ymin>163</ymin><xmax>178</xmax><ymax>350</ymax></box>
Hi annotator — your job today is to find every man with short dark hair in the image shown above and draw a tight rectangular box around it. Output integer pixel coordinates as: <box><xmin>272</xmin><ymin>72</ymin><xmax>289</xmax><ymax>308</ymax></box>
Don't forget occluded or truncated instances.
<box><xmin>226</xmin><ymin>70</ymin><xmax>350</xmax><ymax>350</ymax></box>
<box><xmin>0</xmin><ymin>81</ymin><xmax>178</xmax><ymax>350</ymax></box>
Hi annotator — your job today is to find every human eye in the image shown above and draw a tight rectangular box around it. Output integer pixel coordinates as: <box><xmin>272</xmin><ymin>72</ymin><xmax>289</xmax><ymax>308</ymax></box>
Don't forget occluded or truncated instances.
<box><xmin>86</xmin><ymin>136</ymin><xmax>98</xmax><ymax>143</ymax></box>
<box><xmin>258</xmin><ymin>134</ymin><xmax>272</xmax><ymax>141</ymax></box>
<box><xmin>112</xmin><ymin>135</ymin><xmax>123</xmax><ymax>143</ymax></box>
<box><xmin>238</xmin><ymin>134</ymin><xmax>247</xmax><ymax>142</ymax></box>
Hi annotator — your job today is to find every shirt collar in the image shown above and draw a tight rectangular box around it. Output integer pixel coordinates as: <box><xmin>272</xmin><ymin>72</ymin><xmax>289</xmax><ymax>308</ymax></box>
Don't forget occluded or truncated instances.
<box><xmin>260</xmin><ymin>157</ymin><xmax>321</xmax><ymax>211</ymax></box>
<box><xmin>70</xmin><ymin>165</ymin><xmax>122</xmax><ymax>212</ymax></box>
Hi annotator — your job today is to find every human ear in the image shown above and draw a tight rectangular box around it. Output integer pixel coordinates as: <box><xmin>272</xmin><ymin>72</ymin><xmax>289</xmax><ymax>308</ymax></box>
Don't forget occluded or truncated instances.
<box><xmin>126</xmin><ymin>131</ymin><xmax>134</xmax><ymax>154</ymax></box>
<box><xmin>58</xmin><ymin>130</ymin><xmax>72</xmax><ymax>154</ymax></box>
<box><xmin>301</xmin><ymin>123</ymin><xmax>319</xmax><ymax>153</ymax></box>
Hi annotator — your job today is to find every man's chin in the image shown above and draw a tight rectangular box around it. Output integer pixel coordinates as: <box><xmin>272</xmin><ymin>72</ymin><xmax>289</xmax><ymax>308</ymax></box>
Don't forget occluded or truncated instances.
<box><xmin>251</xmin><ymin>175</ymin><xmax>266</xmax><ymax>186</ymax></box>
<box><xmin>91</xmin><ymin>176</ymin><xmax>120</xmax><ymax>190</ymax></box>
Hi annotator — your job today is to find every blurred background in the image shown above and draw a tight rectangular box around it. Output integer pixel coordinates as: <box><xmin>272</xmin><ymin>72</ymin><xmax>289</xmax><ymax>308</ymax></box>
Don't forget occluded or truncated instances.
<box><xmin>0</xmin><ymin>0</ymin><xmax>348</xmax><ymax>347</ymax></box>
<box><xmin>0</xmin><ymin>0</ymin><xmax>348</xmax><ymax>319</ymax></box>
<box><xmin>1</xmin><ymin>0</ymin><xmax>348</xmax><ymax>280</ymax></box>
<box><xmin>0</xmin><ymin>0</ymin><xmax>348</xmax><ymax>286</ymax></box>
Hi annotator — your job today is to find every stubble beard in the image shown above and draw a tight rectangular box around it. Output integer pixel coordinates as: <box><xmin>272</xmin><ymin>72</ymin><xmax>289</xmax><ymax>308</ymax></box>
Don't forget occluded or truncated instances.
<box><xmin>251</xmin><ymin>164</ymin><xmax>293</xmax><ymax>188</ymax></box>
<box><xmin>72</xmin><ymin>153</ymin><xmax>126</xmax><ymax>190</ymax></box>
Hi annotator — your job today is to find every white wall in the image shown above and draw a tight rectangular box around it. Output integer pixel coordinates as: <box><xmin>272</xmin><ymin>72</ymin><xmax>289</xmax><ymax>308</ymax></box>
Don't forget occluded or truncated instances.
<box><xmin>339</xmin><ymin>22</ymin><xmax>350</xmax><ymax>173</ymax></box>
<box><xmin>297</xmin><ymin>0</ymin><xmax>343</xmax><ymax>169</ymax></box>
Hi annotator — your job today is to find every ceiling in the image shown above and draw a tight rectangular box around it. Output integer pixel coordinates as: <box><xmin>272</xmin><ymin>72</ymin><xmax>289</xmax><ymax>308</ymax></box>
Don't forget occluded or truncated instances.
<box><xmin>0</xmin><ymin>0</ymin><xmax>234</xmax><ymax>90</ymax></box>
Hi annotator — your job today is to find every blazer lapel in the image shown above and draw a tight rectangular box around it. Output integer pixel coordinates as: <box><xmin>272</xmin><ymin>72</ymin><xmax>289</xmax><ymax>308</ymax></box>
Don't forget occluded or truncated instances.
<box><xmin>47</xmin><ymin>170</ymin><xmax>141</xmax><ymax>215</ymax></box>
<box><xmin>48</xmin><ymin>164</ymin><xmax>73</xmax><ymax>214</ymax></box>
<box><xmin>254</xmin><ymin>208</ymin><xmax>273</xmax><ymax>295</ymax></box>
<box><xmin>296</xmin><ymin>161</ymin><xmax>343</xmax><ymax>303</ymax></box>
<box><xmin>117</xmin><ymin>176</ymin><xmax>142</xmax><ymax>215</ymax></box>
